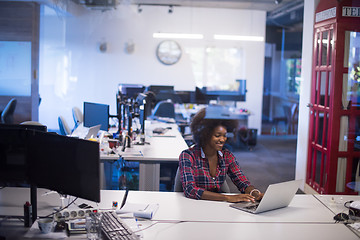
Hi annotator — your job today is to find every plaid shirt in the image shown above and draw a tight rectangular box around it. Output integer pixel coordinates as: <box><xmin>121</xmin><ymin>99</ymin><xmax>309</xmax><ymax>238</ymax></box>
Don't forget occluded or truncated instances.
<box><xmin>179</xmin><ymin>145</ymin><xmax>251</xmax><ymax>200</ymax></box>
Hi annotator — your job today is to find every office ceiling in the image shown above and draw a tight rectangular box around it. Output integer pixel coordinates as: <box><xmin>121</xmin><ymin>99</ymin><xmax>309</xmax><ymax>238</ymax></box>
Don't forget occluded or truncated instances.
<box><xmin>132</xmin><ymin>0</ymin><xmax>304</xmax><ymax>27</ymax></box>
<box><xmin>73</xmin><ymin>0</ymin><xmax>304</xmax><ymax>28</ymax></box>
<box><xmin>130</xmin><ymin>0</ymin><xmax>295</xmax><ymax>12</ymax></box>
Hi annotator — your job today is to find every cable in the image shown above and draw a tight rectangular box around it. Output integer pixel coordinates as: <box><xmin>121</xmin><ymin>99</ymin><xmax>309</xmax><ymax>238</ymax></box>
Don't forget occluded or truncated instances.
<box><xmin>39</xmin><ymin>197</ymin><xmax>78</xmax><ymax>219</ymax></box>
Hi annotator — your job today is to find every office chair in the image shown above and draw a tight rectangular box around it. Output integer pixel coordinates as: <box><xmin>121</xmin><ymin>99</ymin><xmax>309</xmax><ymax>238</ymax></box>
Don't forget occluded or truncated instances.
<box><xmin>72</xmin><ymin>107</ymin><xmax>83</xmax><ymax>127</ymax></box>
<box><xmin>152</xmin><ymin>100</ymin><xmax>175</xmax><ymax>119</ymax></box>
<box><xmin>58</xmin><ymin>116</ymin><xmax>71</xmax><ymax>135</ymax></box>
<box><xmin>173</xmin><ymin>167</ymin><xmax>230</xmax><ymax>193</ymax></box>
<box><xmin>1</xmin><ymin>98</ymin><xmax>17</xmax><ymax>124</ymax></box>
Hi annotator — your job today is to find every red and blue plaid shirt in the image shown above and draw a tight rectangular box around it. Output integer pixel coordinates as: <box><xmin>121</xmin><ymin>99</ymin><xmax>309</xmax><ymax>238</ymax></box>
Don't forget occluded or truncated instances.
<box><xmin>179</xmin><ymin>145</ymin><xmax>251</xmax><ymax>200</ymax></box>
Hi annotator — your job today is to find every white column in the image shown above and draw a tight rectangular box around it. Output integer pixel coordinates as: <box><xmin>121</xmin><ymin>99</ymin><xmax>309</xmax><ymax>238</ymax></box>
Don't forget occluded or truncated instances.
<box><xmin>295</xmin><ymin>0</ymin><xmax>320</xmax><ymax>191</ymax></box>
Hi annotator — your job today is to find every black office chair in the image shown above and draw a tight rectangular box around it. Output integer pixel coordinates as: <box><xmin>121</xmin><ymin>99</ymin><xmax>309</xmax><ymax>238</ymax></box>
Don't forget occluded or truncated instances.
<box><xmin>173</xmin><ymin>167</ymin><xmax>230</xmax><ymax>193</ymax></box>
<box><xmin>1</xmin><ymin>98</ymin><xmax>17</xmax><ymax>124</ymax></box>
<box><xmin>152</xmin><ymin>100</ymin><xmax>175</xmax><ymax>119</ymax></box>
<box><xmin>58</xmin><ymin>116</ymin><xmax>71</xmax><ymax>135</ymax></box>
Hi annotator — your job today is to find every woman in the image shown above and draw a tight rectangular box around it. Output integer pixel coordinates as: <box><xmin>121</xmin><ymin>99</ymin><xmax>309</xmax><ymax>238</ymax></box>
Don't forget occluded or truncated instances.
<box><xmin>179</xmin><ymin>107</ymin><xmax>264</xmax><ymax>202</ymax></box>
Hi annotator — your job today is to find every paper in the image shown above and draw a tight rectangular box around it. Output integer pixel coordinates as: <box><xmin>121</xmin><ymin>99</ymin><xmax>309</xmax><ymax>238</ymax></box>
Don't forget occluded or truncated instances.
<box><xmin>116</xmin><ymin>202</ymin><xmax>159</xmax><ymax>219</ymax></box>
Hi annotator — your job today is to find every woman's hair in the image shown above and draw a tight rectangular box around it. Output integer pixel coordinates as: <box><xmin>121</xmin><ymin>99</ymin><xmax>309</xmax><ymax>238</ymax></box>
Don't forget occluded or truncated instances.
<box><xmin>190</xmin><ymin>107</ymin><xmax>239</xmax><ymax>147</ymax></box>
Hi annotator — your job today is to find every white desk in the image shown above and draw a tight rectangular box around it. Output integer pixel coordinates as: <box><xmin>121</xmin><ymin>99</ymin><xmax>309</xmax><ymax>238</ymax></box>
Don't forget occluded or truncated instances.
<box><xmin>0</xmin><ymin>188</ymin><xmax>359</xmax><ymax>240</ymax></box>
<box><xmin>140</xmin><ymin>222</ymin><xmax>358</xmax><ymax>240</ymax></box>
<box><xmin>100</xmin><ymin>120</ymin><xmax>188</xmax><ymax>191</ymax></box>
<box><xmin>99</xmin><ymin>191</ymin><xmax>336</xmax><ymax>223</ymax></box>
<box><xmin>312</xmin><ymin>194</ymin><xmax>360</xmax><ymax>214</ymax></box>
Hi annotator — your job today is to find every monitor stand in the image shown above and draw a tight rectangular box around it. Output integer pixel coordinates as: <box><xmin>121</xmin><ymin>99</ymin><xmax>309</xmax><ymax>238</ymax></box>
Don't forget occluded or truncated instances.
<box><xmin>30</xmin><ymin>185</ymin><xmax>37</xmax><ymax>223</ymax></box>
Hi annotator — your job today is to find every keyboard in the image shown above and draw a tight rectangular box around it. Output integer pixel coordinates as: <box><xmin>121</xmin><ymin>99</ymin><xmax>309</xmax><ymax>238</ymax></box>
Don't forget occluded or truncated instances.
<box><xmin>101</xmin><ymin>211</ymin><xmax>140</xmax><ymax>240</ymax></box>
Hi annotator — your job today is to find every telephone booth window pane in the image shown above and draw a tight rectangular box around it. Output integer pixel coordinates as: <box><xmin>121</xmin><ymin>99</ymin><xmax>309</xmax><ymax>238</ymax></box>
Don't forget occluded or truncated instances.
<box><xmin>312</xmin><ymin>111</ymin><xmax>317</xmax><ymax>142</ymax></box>
<box><xmin>329</xmin><ymin>29</ymin><xmax>333</xmax><ymax>66</ymax></box>
<box><xmin>315</xmin><ymin>72</ymin><xmax>319</xmax><ymax>104</ymax></box>
<box><xmin>321</xmin><ymin>31</ymin><xmax>329</xmax><ymax>66</ymax></box>
<box><xmin>322</xmin><ymin>154</ymin><xmax>327</xmax><ymax>188</ymax></box>
<box><xmin>316</xmin><ymin>32</ymin><xmax>320</xmax><ymax>66</ymax></box>
<box><xmin>315</xmin><ymin>150</ymin><xmax>322</xmax><ymax>184</ymax></box>
<box><xmin>320</xmin><ymin>72</ymin><xmax>326</xmax><ymax>106</ymax></box>
<box><xmin>355</xmin><ymin>116</ymin><xmax>360</xmax><ymax>152</ymax></box>
<box><xmin>336</xmin><ymin>158</ymin><xmax>347</xmax><ymax>193</ymax></box>
<box><xmin>344</xmin><ymin>31</ymin><xmax>350</xmax><ymax>68</ymax></box>
<box><xmin>347</xmin><ymin>31</ymin><xmax>360</xmax><ymax>108</ymax></box>
<box><xmin>327</xmin><ymin>72</ymin><xmax>331</xmax><ymax>107</ymax></box>
<box><xmin>317</xmin><ymin>112</ymin><xmax>324</xmax><ymax>146</ymax></box>
<box><xmin>324</xmin><ymin>113</ymin><xmax>329</xmax><ymax>148</ymax></box>
<box><xmin>310</xmin><ymin>148</ymin><xmax>314</xmax><ymax>180</ymax></box>
<box><xmin>350</xmin><ymin>157</ymin><xmax>360</xmax><ymax>192</ymax></box>
<box><xmin>339</xmin><ymin>116</ymin><xmax>348</xmax><ymax>152</ymax></box>
<box><xmin>344</xmin><ymin>73</ymin><xmax>354</xmax><ymax>108</ymax></box>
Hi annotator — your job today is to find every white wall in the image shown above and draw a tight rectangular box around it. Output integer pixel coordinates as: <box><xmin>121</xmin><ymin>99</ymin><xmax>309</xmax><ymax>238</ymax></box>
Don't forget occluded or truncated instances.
<box><xmin>295</xmin><ymin>0</ymin><xmax>319</xmax><ymax>191</ymax></box>
<box><xmin>39</xmin><ymin>5</ymin><xmax>266</xmax><ymax>131</ymax></box>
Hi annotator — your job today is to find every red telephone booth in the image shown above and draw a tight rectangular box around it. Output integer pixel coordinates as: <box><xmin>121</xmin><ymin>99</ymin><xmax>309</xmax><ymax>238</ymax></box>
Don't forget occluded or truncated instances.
<box><xmin>307</xmin><ymin>0</ymin><xmax>360</xmax><ymax>194</ymax></box>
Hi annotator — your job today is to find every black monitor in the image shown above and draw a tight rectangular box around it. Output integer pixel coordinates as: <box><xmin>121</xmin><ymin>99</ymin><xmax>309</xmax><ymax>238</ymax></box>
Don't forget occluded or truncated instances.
<box><xmin>176</xmin><ymin>91</ymin><xmax>195</xmax><ymax>104</ymax></box>
<box><xmin>83</xmin><ymin>102</ymin><xmax>109</xmax><ymax>131</ymax></box>
<box><xmin>0</xmin><ymin>125</ymin><xmax>100</xmax><ymax>221</ymax></box>
<box><xmin>117</xmin><ymin>84</ymin><xmax>145</xmax><ymax>99</ymax></box>
<box><xmin>145</xmin><ymin>85</ymin><xmax>174</xmax><ymax>95</ymax></box>
<box><xmin>123</xmin><ymin>87</ymin><xmax>145</xmax><ymax>99</ymax></box>
<box><xmin>28</xmin><ymin>131</ymin><xmax>100</xmax><ymax>202</ymax></box>
<box><xmin>0</xmin><ymin>126</ymin><xmax>100</xmax><ymax>202</ymax></box>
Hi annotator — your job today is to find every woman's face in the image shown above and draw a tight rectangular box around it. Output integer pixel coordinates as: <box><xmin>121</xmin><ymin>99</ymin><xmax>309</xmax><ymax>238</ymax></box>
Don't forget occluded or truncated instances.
<box><xmin>207</xmin><ymin>125</ymin><xmax>227</xmax><ymax>151</ymax></box>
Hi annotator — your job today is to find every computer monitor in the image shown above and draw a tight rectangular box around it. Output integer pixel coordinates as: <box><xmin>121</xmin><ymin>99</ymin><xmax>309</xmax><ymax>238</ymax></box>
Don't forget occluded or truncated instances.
<box><xmin>27</xmin><ymin>131</ymin><xmax>100</xmax><ymax>202</ymax></box>
<box><xmin>0</xmin><ymin>125</ymin><xmax>101</xmax><ymax>221</ymax></box>
<box><xmin>145</xmin><ymin>85</ymin><xmax>174</xmax><ymax>95</ymax></box>
<box><xmin>117</xmin><ymin>84</ymin><xmax>145</xmax><ymax>99</ymax></box>
<box><xmin>83</xmin><ymin>102</ymin><xmax>109</xmax><ymax>131</ymax></box>
<box><xmin>175</xmin><ymin>91</ymin><xmax>195</xmax><ymax>104</ymax></box>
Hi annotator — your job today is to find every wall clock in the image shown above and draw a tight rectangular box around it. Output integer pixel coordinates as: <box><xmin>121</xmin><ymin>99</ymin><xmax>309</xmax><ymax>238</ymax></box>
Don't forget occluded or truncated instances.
<box><xmin>156</xmin><ymin>40</ymin><xmax>182</xmax><ymax>65</ymax></box>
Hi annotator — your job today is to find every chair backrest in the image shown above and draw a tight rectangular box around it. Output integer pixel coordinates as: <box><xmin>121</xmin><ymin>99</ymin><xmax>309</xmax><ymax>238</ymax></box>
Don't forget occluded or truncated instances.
<box><xmin>1</xmin><ymin>98</ymin><xmax>17</xmax><ymax>124</ymax></box>
<box><xmin>72</xmin><ymin>107</ymin><xmax>83</xmax><ymax>127</ymax></box>
<box><xmin>173</xmin><ymin>167</ymin><xmax>231</xmax><ymax>193</ymax></box>
<box><xmin>152</xmin><ymin>100</ymin><xmax>175</xmax><ymax>119</ymax></box>
<box><xmin>282</xmin><ymin>105</ymin><xmax>291</xmax><ymax>122</ymax></box>
<box><xmin>58</xmin><ymin>116</ymin><xmax>71</xmax><ymax>135</ymax></box>
<box><xmin>174</xmin><ymin>167</ymin><xmax>183</xmax><ymax>192</ymax></box>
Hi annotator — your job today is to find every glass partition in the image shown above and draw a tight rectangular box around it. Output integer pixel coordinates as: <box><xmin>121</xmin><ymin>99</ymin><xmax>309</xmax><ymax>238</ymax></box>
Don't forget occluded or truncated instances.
<box><xmin>0</xmin><ymin>41</ymin><xmax>31</xmax><ymax>96</ymax></box>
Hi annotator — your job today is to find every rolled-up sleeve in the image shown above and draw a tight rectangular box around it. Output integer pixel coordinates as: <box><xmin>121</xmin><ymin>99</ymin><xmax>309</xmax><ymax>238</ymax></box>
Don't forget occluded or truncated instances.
<box><xmin>179</xmin><ymin>150</ymin><xmax>204</xmax><ymax>199</ymax></box>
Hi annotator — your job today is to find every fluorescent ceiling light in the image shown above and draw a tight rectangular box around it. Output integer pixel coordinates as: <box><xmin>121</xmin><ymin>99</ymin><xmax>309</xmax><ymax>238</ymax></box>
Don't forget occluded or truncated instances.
<box><xmin>153</xmin><ymin>33</ymin><xmax>204</xmax><ymax>39</ymax></box>
<box><xmin>214</xmin><ymin>35</ymin><xmax>264</xmax><ymax>42</ymax></box>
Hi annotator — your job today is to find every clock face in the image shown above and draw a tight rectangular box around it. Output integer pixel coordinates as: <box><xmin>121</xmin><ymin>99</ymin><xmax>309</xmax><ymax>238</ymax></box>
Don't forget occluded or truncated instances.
<box><xmin>156</xmin><ymin>40</ymin><xmax>182</xmax><ymax>65</ymax></box>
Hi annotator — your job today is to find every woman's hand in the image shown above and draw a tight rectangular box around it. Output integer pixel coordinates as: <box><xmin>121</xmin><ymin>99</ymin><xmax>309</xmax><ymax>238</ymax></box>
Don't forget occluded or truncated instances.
<box><xmin>225</xmin><ymin>194</ymin><xmax>256</xmax><ymax>203</ymax></box>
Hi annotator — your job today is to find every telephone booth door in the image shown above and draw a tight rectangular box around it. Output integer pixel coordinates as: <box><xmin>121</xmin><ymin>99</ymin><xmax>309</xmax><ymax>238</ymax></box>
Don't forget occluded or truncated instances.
<box><xmin>306</xmin><ymin>0</ymin><xmax>360</xmax><ymax>194</ymax></box>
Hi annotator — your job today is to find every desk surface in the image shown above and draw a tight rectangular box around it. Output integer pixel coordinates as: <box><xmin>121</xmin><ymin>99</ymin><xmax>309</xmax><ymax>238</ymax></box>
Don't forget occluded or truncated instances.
<box><xmin>99</xmin><ymin>191</ymin><xmax>336</xmax><ymax>223</ymax></box>
<box><xmin>101</xmin><ymin>120</ymin><xmax>188</xmax><ymax>162</ymax></box>
<box><xmin>313</xmin><ymin>194</ymin><xmax>360</xmax><ymax>215</ymax></box>
<box><xmin>1</xmin><ymin>188</ymin><xmax>359</xmax><ymax>240</ymax></box>
<box><xmin>141</xmin><ymin>222</ymin><xmax>358</xmax><ymax>240</ymax></box>
<box><xmin>0</xmin><ymin>189</ymin><xmax>340</xmax><ymax>223</ymax></box>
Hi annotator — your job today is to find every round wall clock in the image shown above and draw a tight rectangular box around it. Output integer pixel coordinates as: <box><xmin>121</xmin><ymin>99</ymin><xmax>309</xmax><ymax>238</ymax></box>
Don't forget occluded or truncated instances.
<box><xmin>156</xmin><ymin>40</ymin><xmax>182</xmax><ymax>65</ymax></box>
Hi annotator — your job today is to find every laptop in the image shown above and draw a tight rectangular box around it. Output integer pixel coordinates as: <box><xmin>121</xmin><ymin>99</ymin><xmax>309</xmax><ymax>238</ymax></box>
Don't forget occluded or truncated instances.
<box><xmin>84</xmin><ymin>124</ymin><xmax>101</xmax><ymax>140</ymax></box>
<box><xmin>230</xmin><ymin>180</ymin><xmax>301</xmax><ymax>214</ymax></box>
